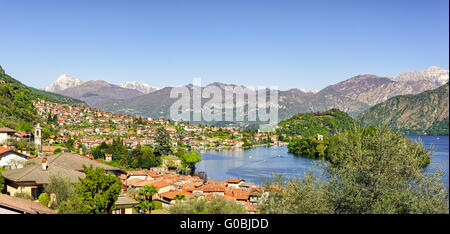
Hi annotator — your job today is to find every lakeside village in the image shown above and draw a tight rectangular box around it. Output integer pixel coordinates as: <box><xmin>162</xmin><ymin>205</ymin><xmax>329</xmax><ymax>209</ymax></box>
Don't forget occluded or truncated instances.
<box><xmin>0</xmin><ymin>99</ymin><xmax>289</xmax><ymax>214</ymax></box>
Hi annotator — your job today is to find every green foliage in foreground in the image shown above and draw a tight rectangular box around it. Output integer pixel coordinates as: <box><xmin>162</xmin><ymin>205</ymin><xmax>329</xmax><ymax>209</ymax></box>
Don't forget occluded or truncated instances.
<box><xmin>169</xmin><ymin>197</ymin><xmax>247</xmax><ymax>214</ymax></box>
<box><xmin>288</xmin><ymin>126</ymin><xmax>431</xmax><ymax>168</ymax></box>
<box><xmin>38</xmin><ymin>193</ymin><xmax>50</xmax><ymax>207</ymax></box>
<box><xmin>59</xmin><ymin>166</ymin><xmax>121</xmax><ymax>214</ymax></box>
<box><xmin>44</xmin><ymin>174</ymin><xmax>76</xmax><ymax>209</ymax></box>
<box><xmin>0</xmin><ymin>172</ymin><xmax>5</xmax><ymax>193</ymax></box>
<box><xmin>259</xmin><ymin>126</ymin><xmax>448</xmax><ymax>214</ymax></box>
<box><xmin>13</xmin><ymin>192</ymin><xmax>33</xmax><ymax>200</ymax></box>
<box><xmin>135</xmin><ymin>185</ymin><xmax>158</xmax><ymax>214</ymax></box>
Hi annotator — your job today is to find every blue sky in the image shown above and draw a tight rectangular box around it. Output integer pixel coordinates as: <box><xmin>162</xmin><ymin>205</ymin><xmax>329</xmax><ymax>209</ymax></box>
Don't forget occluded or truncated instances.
<box><xmin>0</xmin><ymin>0</ymin><xmax>448</xmax><ymax>90</ymax></box>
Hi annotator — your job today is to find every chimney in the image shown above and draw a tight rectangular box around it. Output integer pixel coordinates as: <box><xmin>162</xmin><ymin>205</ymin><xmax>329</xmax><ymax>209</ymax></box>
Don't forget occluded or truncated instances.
<box><xmin>42</xmin><ymin>157</ymin><xmax>48</xmax><ymax>170</ymax></box>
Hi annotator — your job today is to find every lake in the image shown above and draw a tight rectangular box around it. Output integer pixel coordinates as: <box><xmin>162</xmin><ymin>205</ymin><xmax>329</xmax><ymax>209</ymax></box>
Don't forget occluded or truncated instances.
<box><xmin>196</xmin><ymin>135</ymin><xmax>449</xmax><ymax>187</ymax></box>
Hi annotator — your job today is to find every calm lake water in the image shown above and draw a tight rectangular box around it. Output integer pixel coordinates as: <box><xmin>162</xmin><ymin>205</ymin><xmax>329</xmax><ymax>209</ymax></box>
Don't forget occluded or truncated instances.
<box><xmin>196</xmin><ymin>135</ymin><xmax>449</xmax><ymax>187</ymax></box>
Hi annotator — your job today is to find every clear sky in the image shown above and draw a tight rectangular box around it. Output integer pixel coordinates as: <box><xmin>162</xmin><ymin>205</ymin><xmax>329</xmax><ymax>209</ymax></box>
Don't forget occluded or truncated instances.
<box><xmin>0</xmin><ymin>0</ymin><xmax>448</xmax><ymax>91</ymax></box>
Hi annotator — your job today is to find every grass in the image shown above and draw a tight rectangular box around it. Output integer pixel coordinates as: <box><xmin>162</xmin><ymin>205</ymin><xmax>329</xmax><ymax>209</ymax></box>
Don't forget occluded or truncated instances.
<box><xmin>151</xmin><ymin>209</ymin><xmax>169</xmax><ymax>214</ymax></box>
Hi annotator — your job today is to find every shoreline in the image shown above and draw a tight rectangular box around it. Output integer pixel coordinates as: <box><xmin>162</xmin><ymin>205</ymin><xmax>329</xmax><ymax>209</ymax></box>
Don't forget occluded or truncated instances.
<box><xmin>192</xmin><ymin>142</ymin><xmax>289</xmax><ymax>152</ymax></box>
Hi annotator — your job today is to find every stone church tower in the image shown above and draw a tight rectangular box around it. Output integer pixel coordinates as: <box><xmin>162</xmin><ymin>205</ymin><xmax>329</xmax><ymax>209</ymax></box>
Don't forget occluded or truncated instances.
<box><xmin>34</xmin><ymin>123</ymin><xmax>42</xmax><ymax>153</ymax></box>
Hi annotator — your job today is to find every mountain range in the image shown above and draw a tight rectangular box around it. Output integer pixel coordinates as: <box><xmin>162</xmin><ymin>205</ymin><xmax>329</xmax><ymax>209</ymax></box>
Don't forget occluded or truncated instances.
<box><xmin>2</xmin><ymin>64</ymin><xmax>449</xmax><ymax>133</ymax></box>
<box><xmin>41</xmin><ymin>66</ymin><xmax>449</xmax><ymax>127</ymax></box>
<box><xmin>43</xmin><ymin>75</ymin><xmax>160</xmax><ymax>106</ymax></box>
<box><xmin>95</xmin><ymin>66</ymin><xmax>449</xmax><ymax>121</ymax></box>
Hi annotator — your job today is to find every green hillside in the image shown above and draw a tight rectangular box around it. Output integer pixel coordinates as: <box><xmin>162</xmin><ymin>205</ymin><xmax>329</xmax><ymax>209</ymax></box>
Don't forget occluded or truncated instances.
<box><xmin>0</xmin><ymin>65</ymin><xmax>86</xmax><ymax>131</ymax></box>
<box><xmin>0</xmin><ymin>66</ymin><xmax>86</xmax><ymax>106</ymax></box>
<box><xmin>276</xmin><ymin>109</ymin><xmax>358</xmax><ymax>137</ymax></box>
<box><xmin>357</xmin><ymin>83</ymin><xmax>449</xmax><ymax>135</ymax></box>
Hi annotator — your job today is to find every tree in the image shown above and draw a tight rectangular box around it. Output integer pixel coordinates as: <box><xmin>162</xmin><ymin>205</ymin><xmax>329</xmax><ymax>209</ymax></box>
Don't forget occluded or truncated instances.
<box><xmin>259</xmin><ymin>127</ymin><xmax>449</xmax><ymax>214</ymax></box>
<box><xmin>196</xmin><ymin>171</ymin><xmax>208</xmax><ymax>183</ymax></box>
<box><xmin>58</xmin><ymin>195</ymin><xmax>90</xmax><ymax>214</ymax></box>
<box><xmin>169</xmin><ymin>197</ymin><xmax>247</xmax><ymax>214</ymax></box>
<box><xmin>175</xmin><ymin>194</ymin><xmax>186</xmax><ymax>201</ymax></box>
<box><xmin>141</xmin><ymin>145</ymin><xmax>159</xmax><ymax>168</ymax></box>
<box><xmin>135</xmin><ymin>185</ymin><xmax>158</xmax><ymax>214</ymax></box>
<box><xmin>154</xmin><ymin>127</ymin><xmax>172</xmax><ymax>156</ymax></box>
<box><xmin>53</xmin><ymin>148</ymin><xmax>62</xmax><ymax>155</ymax></box>
<box><xmin>177</xmin><ymin>150</ymin><xmax>202</xmax><ymax>174</ymax></box>
<box><xmin>73</xmin><ymin>165</ymin><xmax>121</xmax><ymax>214</ymax></box>
<box><xmin>44</xmin><ymin>174</ymin><xmax>76</xmax><ymax>209</ymax></box>
<box><xmin>0</xmin><ymin>172</ymin><xmax>5</xmax><ymax>193</ymax></box>
<box><xmin>111</xmin><ymin>137</ymin><xmax>127</xmax><ymax>163</ymax></box>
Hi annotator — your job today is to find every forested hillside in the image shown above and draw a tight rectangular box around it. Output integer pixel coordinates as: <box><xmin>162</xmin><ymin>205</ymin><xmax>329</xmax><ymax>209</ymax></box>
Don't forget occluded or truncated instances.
<box><xmin>0</xmin><ymin>65</ymin><xmax>86</xmax><ymax>131</ymax></box>
<box><xmin>357</xmin><ymin>83</ymin><xmax>449</xmax><ymax>135</ymax></box>
<box><xmin>276</xmin><ymin>109</ymin><xmax>358</xmax><ymax>137</ymax></box>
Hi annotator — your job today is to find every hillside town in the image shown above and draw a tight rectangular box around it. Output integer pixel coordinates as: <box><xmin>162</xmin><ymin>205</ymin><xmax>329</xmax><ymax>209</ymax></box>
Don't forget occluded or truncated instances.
<box><xmin>33</xmin><ymin>99</ymin><xmax>285</xmax><ymax>152</ymax></box>
<box><xmin>0</xmin><ymin>99</ymin><xmax>279</xmax><ymax>214</ymax></box>
<box><xmin>1</xmin><ymin>151</ymin><xmax>262</xmax><ymax>214</ymax></box>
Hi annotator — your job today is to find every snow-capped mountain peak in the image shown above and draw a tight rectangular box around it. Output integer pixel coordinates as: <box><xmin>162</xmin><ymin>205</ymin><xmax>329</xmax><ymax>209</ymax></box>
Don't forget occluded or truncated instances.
<box><xmin>394</xmin><ymin>66</ymin><xmax>449</xmax><ymax>86</ymax></box>
<box><xmin>297</xmin><ymin>88</ymin><xmax>318</xmax><ymax>94</ymax></box>
<box><xmin>118</xmin><ymin>81</ymin><xmax>160</xmax><ymax>94</ymax></box>
<box><xmin>44</xmin><ymin>74</ymin><xmax>84</xmax><ymax>92</ymax></box>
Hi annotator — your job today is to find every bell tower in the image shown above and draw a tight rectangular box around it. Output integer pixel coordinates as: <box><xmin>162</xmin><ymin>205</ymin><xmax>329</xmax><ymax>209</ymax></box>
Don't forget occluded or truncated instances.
<box><xmin>35</xmin><ymin>123</ymin><xmax>42</xmax><ymax>153</ymax></box>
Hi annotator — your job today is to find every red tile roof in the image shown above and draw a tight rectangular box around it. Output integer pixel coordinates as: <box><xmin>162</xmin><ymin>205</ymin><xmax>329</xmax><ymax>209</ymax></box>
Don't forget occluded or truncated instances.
<box><xmin>159</xmin><ymin>190</ymin><xmax>193</xmax><ymax>200</ymax></box>
<box><xmin>0</xmin><ymin>146</ymin><xmax>11</xmax><ymax>155</ymax></box>
<box><xmin>150</xmin><ymin>180</ymin><xmax>170</xmax><ymax>189</ymax></box>
<box><xmin>226</xmin><ymin>178</ymin><xmax>244</xmax><ymax>184</ymax></box>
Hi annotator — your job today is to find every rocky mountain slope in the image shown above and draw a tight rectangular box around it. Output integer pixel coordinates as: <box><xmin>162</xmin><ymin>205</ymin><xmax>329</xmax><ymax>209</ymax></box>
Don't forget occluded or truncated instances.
<box><xmin>357</xmin><ymin>83</ymin><xmax>449</xmax><ymax>135</ymax></box>
<box><xmin>43</xmin><ymin>74</ymin><xmax>85</xmax><ymax>93</ymax></box>
<box><xmin>98</xmin><ymin>66</ymin><xmax>449</xmax><ymax>123</ymax></box>
<box><xmin>44</xmin><ymin>75</ymin><xmax>160</xmax><ymax>106</ymax></box>
<box><xmin>118</xmin><ymin>81</ymin><xmax>160</xmax><ymax>94</ymax></box>
<box><xmin>56</xmin><ymin>80</ymin><xmax>144</xmax><ymax>107</ymax></box>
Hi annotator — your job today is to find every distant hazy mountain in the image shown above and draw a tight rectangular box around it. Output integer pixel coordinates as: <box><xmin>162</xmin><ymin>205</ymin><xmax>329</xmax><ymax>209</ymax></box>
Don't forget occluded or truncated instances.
<box><xmin>118</xmin><ymin>81</ymin><xmax>160</xmax><ymax>94</ymax></box>
<box><xmin>56</xmin><ymin>80</ymin><xmax>144</xmax><ymax>106</ymax></box>
<box><xmin>286</xmin><ymin>88</ymin><xmax>318</xmax><ymax>94</ymax></box>
<box><xmin>357</xmin><ymin>83</ymin><xmax>449</xmax><ymax>135</ymax></box>
<box><xmin>394</xmin><ymin>66</ymin><xmax>449</xmax><ymax>86</ymax></box>
<box><xmin>44</xmin><ymin>76</ymin><xmax>163</xmax><ymax>106</ymax></box>
<box><xmin>98</xmin><ymin>66</ymin><xmax>449</xmax><ymax>123</ymax></box>
<box><xmin>44</xmin><ymin>74</ymin><xmax>85</xmax><ymax>93</ymax></box>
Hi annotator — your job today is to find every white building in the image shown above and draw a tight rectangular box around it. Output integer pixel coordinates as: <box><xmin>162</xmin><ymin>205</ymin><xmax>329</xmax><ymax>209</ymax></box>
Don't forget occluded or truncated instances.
<box><xmin>0</xmin><ymin>146</ymin><xmax>28</xmax><ymax>169</ymax></box>
<box><xmin>0</xmin><ymin>128</ymin><xmax>17</xmax><ymax>144</ymax></box>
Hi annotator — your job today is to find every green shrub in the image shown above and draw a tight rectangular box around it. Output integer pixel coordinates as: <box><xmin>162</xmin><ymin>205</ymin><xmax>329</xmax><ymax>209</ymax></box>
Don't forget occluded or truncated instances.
<box><xmin>151</xmin><ymin>201</ymin><xmax>162</xmax><ymax>210</ymax></box>
<box><xmin>53</xmin><ymin>148</ymin><xmax>62</xmax><ymax>154</ymax></box>
<box><xmin>13</xmin><ymin>192</ymin><xmax>33</xmax><ymax>200</ymax></box>
<box><xmin>169</xmin><ymin>197</ymin><xmax>247</xmax><ymax>214</ymax></box>
<box><xmin>38</xmin><ymin>193</ymin><xmax>50</xmax><ymax>207</ymax></box>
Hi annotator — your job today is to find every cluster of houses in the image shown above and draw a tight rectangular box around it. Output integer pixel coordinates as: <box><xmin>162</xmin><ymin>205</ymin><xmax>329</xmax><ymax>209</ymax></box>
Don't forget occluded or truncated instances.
<box><xmin>0</xmin><ymin>127</ymin><xmax>34</xmax><ymax>169</ymax></box>
<box><xmin>0</xmin><ymin>150</ymin><xmax>263</xmax><ymax>214</ymax></box>
<box><xmin>0</xmin><ymin>99</ymin><xmax>278</xmax><ymax>214</ymax></box>
<box><xmin>122</xmin><ymin>169</ymin><xmax>262</xmax><ymax>213</ymax></box>
<box><xmin>33</xmin><ymin>99</ymin><xmax>282</xmax><ymax>151</ymax></box>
